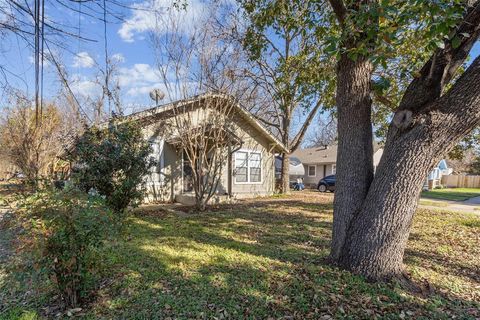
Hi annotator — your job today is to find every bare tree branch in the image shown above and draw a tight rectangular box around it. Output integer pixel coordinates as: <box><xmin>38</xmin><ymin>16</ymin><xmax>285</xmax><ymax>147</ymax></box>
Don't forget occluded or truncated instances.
<box><xmin>290</xmin><ymin>99</ymin><xmax>323</xmax><ymax>152</ymax></box>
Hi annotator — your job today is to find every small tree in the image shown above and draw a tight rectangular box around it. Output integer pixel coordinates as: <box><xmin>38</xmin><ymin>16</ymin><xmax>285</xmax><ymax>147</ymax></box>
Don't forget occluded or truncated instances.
<box><xmin>160</xmin><ymin>95</ymin><xmax>240</xmax><ymax>211</ymax></box>
<box><xmin>67</xmin><ymin>120</ymin><xmax>155</xmax><ymax>214</ymax></box>
<box><xmin>0</xmin><ymin>93</ymin><xmax>68</xmax><ymax>185</ymax></box>
<box><xmin>239</xmin><ymin>0</ymin><xmax>336</xmax><ymax>193</ymax></box>
<box><xmin>22</xmin><ymin>188</ymin><xmax>114</xmax><ymax>308</ymax></box>
<box><xmin>149</xmin><ymin>3</ymin><xmax>249</xmax><ymax>211</ymax></box>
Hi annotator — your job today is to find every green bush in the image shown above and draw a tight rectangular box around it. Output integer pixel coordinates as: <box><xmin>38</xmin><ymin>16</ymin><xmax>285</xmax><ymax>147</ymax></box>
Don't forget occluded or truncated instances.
<box><xmin>22</xmin><ymin>188</ymin><xmax>114</xmax><ymax>307</ymax></box>
<box><xmin>66</xmin><ymin>120</ymin><xmax>155</xmax><ymax>215</ymax></box>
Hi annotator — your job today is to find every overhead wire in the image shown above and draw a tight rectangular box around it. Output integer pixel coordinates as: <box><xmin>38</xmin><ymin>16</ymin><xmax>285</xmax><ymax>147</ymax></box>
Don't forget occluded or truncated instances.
<box><xmin>34</xmin><ymin>0</ymin><xmax>40</xmax><ymax>125</ymax></box>
<box><xmin>40</xmin><ymin>0</ymin><xmax>45</xmax><ymax>120</ymax></box>
<box><xmin>103</xmin><ymin>0</ymin><xmax>111</xmax><ymax>117</ymax></box>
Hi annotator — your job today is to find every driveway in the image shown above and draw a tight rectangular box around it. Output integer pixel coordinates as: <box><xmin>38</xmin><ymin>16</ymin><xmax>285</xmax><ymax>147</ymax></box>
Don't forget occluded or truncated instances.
<box><xmin>419</xmin><ymin>196</ymin><xmax>480</xmax><ymax>214</ymax></box>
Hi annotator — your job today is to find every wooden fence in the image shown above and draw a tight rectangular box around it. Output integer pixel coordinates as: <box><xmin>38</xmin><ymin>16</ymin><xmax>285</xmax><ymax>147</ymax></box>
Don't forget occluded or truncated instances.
<box><xmin>441</xmin><ymin>175</ymin><xmax>480</xmax><ymax>188</ymax></box>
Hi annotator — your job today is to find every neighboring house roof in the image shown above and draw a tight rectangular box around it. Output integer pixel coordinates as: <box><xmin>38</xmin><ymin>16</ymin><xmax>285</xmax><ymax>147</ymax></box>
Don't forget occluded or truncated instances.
<box><xmin>124</xmin><ymin>93</ymin><xmax>288</xmax><ymax>153</ymax></box>
<box><xmin>292</xmin><ymin>143</ymin><xmax>384</xmax><ymax>165</ymax></box>
<box><xmin>291</xmin><ymin>145</ymin><xmax>338</xmax><ymax>165</ymax></box>
<box><xmin>438</xmin><ymin>159</ymin><xmax>449</xmax><ymax>170</ymax></box>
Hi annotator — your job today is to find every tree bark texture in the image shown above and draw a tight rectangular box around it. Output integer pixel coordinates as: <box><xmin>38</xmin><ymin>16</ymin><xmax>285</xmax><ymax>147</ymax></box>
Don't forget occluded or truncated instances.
<box><xmin>337</xmin><ymin>56</ymin><xmax>480</xmax><ymax>279</ymax></box>
<box><xmin>331</xmin><ymin>55</ymin><xmax>374</xmax><ymax>260</ymax></box>
<box><xmin>280</xmin><ymin>115</ymin><xmax>291</xmax><ymax>193</ymax></box>
<box><xmin>329</xmin><ymin>0</ymin><xmax>480</xmax><ymax>280</ymax></box>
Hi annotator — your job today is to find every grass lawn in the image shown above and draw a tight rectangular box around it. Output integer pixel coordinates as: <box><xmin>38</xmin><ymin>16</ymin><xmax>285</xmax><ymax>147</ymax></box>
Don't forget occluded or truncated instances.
<box><xmin>421</xmin><ymin>188</ymin><xmax>480</xmax><ymax>201</ymax></box>
<box><xmin>418</xmin><ymin>199</ymin><xmax>449</xmax><ymax>207</ymax></box>
<box><xmin>1</xmin><ymin>192</ymin><xmax>479</xmax><ymax>319</ymax></box>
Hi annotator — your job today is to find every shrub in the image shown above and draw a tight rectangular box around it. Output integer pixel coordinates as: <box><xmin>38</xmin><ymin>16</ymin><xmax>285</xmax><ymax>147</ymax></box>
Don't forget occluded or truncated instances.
<box><xmin>66</xmin><ymin>120</ymin><xmax>155</xmax><ymax>215</ymax></box>
<box><xmin>22</xmin><ymin>187</ymin><xmax>114</xmax><ymax>307</ymax></box>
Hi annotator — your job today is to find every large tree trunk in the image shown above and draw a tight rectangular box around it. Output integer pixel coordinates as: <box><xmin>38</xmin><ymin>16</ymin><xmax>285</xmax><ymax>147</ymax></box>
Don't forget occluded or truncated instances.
<box><xmin>331</xmin><ymin>55</ymin><xmax>374</xmax><ymax>260</ymax></box>
<box><xmin>336</xmin><ymin>55</ymin><xmax>480</xmax><ymax>279</ymax></box>
<box><xmin>279</xmin><ymin>115</ymin><xmax>291</xmax><ymax>194</ymax></box>
<box><xmin>280</xmin><ymin>152</ymin><xmax>290</xmax><ymax>193</ymax></box>
<box><xmin>328</xmin><ymin>0</ymin><xmax>480</xmax><ymax>280</ymax></box>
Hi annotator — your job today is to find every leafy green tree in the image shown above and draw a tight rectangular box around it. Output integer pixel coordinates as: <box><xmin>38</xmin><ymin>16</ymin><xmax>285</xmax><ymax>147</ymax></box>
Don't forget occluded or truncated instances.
<box><xmin>67</xmin><ymin>120</ymin><xmax>155</xmax><ymax>214</ymax></box>
<box><xmin>240</xmin><ymin>0</ymin><xmax>336</xmax><ymax>192</ymax></box>
<box><xmin>245</xmin><ymin>0</ymin><xmax>480</xmax><ymax>279</ymax></box>
<box><xmin>327</xmin><ymin>0</ymin><xmax>480</xmax><ymax>279</ymax></box>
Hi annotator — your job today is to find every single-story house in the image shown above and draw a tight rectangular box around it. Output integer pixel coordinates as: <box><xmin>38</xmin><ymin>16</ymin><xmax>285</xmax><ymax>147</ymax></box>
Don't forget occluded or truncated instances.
<box><xmin>291</xmin><ymin>145</ymin><xmax>384</xmax><ymax>187</ymax></box>
<box><xmin>124</xmin><ymin>93</ymin><xmax>287</xmax><ymax>205</ymax></box>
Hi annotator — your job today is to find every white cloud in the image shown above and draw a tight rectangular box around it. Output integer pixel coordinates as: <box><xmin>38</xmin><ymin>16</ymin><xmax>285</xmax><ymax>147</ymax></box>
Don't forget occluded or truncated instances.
<box><xmin>111</xmin><ymin>53</ymin><xmax>126</xmax><ymax>63</ymax></box>
<box><xmin>72</xmin><ymin>52</ymin><xmax>95</xmax><ymax>68</ymax></box>
<box><xmin>0</xmin><ymin>0</ymin><xmax>11</xmax><ymax>24</ymax></box>
<box><xmin>70</xmin><ymin>74</ymin><xmax>101</xmax><ymax>97</ymax></box>
<box><xmin>117</xmin><ymin>63</ymin><xmax>162</xmax><ymax>88</ymax></box>
<box><xmin>118</xmin><ymin>0</ymin><xmax>206</xmax><ymax>43</ymax></box>
<box><xmin>126</xmin><ymin>83</ymin><xmax>166</xmax><ymax>97</ymax></box>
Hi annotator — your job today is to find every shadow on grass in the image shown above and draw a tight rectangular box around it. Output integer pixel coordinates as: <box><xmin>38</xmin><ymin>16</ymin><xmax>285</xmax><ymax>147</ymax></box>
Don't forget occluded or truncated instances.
<box><xmin>86</xmin><ymin>204</ymin><xmax>479</xmax><ymax>319</ymax></box>
<box><xmin>2</xmin><ymin>196</ymin><xmax>479</xmax><ymax>319</ymax></box>
<box><xmin>404</xmin><ymin>249</ymin><xmax>480</xmax><ymax>284</ymax></box>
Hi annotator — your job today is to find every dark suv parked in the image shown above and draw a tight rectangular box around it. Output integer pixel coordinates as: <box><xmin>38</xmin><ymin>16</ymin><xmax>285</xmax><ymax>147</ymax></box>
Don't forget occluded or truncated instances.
<box><xmin>317</xmin><ymin>175</ymin><xmax>336</xmax><ymax>192</ymax></box>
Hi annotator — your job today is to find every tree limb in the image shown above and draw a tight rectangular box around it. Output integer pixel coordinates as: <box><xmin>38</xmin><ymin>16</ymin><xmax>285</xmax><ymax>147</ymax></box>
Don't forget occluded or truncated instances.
<box><xmin>398</xmin><ymin>0</ymin><xmax>480</xmax><ymax>112</ymax></box>
<box><xmin>290</xmin><ymin>99</ymin><xmax>323</xmax><ymax>152</ymax></box>
<box><xmin>251</xmin><ymin>113</ymin><xmax>281</xmax><ymax>129</ymax></box>
<box><xmin>328</xmin><ymin>0</ymin><xmax>347</xmax><ymax>25</ymax></box>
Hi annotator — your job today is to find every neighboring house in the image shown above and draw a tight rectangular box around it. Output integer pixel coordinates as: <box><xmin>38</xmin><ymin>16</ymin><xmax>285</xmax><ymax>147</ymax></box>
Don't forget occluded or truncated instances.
<box><xmin>291</xmin><ymin>145</ymin><xmax>384</xmax><ymax>187</ymax></box>
<box><xmin>124</xmin><ymin>93</ymin><xmax>287</xmax><ymax>205</ymax></box>
<box><xmin>424</xmin><ymin>159</ymin><xmax>453</xmax><ymax>190</ymax></box>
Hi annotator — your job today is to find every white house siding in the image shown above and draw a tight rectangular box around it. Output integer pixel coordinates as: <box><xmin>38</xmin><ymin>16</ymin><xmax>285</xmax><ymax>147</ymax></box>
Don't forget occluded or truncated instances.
<box><xmin>302</xmin><ymin>163</ymin><xmax>335</xmax><ymax>187</ymax></box>
<box><xmin>142</xmin><ymin>106</ymin><xmax>278</xmax><ymax>203</ymax></box>
<box><xmin>230</xmin><ymin>114</ymin><xmax>275</xmax><ymax>198</ymax></box>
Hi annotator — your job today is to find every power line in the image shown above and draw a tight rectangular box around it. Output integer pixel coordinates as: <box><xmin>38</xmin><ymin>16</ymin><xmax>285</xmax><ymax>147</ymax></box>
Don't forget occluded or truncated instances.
<box><xmin>34</xmin><ymin>0</ymin><xmax>40</xmax><ymax>125</ymax></box>
<box><xmin>44</xmin><ymin>40</ymin><xmax>92</xmax><ymax>124</ymax></box>
<box><xmin>103</xmin><ymin>0</ymin><xmax>111</xmax><ymax>117</ymax></box>
<box><xmin>40</xmin><ymin>0</ymin><xmax>45</xmax><ymax>119</ymax></box>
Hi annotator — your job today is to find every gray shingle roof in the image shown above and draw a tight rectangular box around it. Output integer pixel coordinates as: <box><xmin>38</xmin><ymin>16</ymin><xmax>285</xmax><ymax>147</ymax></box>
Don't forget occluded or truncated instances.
<box><xmin>291</xmin><ymin>145</ymin><xmax>338</xmax><ymax>164</ymax></box>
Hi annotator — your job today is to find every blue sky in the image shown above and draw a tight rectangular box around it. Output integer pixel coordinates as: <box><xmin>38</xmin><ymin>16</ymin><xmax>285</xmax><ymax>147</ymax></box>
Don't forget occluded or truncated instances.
<box><xmin>1</xmin><ymin>0</ymin><xmax>202</xmax><ymax>110</ymax></box>
<box><xmin>1</xmin><ymin>0</ymin><xmax>479</xmax><ymax>116</ymax></box>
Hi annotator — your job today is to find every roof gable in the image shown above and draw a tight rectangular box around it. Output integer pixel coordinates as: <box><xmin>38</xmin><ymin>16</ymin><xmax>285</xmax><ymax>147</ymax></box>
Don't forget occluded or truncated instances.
<box><xmin>124</xmin><ymin>93</ymin><xmax>288</xmax><ymax>153</ymax></box>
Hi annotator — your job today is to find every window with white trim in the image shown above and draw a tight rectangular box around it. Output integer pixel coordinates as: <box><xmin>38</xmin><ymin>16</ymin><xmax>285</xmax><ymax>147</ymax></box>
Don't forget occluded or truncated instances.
<box><xmin>308</xmin><ymin>165</ymin><xmax>316</xmax><ymax>177</ymax></box>
<box><xmin>235</xmin><ymin>151</ymin><xmax>262</xmax><ymax>183</ymax></box>
<box><xmin>249</xmin><ymin>153</ymin><xmax>261</xmax><ymax>182</ymax></box>
<box><xmin>332</xmin><ymin>164</ymin><xmax>336</xmax><ymax>174</ymax></box>
<box><xmin>235</xmin><ymin>151</ymin><xmax>248</xmax><ymax>182</ymax></box>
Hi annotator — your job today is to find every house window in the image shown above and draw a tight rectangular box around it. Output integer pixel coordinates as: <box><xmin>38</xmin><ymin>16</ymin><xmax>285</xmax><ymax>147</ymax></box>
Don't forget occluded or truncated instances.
<box><xmin>308</xmin><ymin>165</ymin><xmax>316</xmax><ymax>177</ymax></box>
<box><xmin>235</xmin><ymin>151</ymin><xmax>248</xmax><ymax>182</ymax></box>
<box><xmin>235</xmin><ymin>151</ymin><xmax>262</xmax><ymax>183</ymax></box>
<box><xmin>250</xmin><ymin>153</ymin><xmax>261</xmax><ymax>182</ymax></box>
<box><xmin>332</xmin><ymin>164</ymin><xmax>336</xmax><ymax>174</ymax></box>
